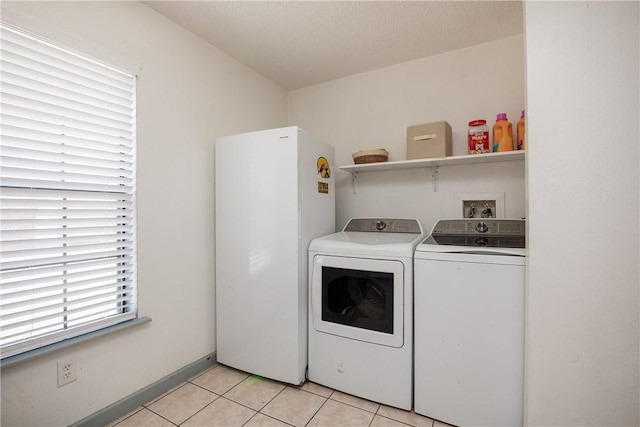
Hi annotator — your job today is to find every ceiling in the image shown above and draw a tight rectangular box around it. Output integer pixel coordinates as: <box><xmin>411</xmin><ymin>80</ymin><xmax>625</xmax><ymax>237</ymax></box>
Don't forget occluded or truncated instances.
<box><xmin>143</xmin><ymin>1</ymin><xmax>524</xmax><ymax>91</ymax></box>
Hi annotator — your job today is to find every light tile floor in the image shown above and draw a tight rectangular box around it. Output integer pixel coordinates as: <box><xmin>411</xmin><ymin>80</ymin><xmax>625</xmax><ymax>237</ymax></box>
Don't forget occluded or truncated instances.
<box><xmin>108</xmin><ymin>363</ymin><xmax>454</xmax><ymax>427</ymax></box>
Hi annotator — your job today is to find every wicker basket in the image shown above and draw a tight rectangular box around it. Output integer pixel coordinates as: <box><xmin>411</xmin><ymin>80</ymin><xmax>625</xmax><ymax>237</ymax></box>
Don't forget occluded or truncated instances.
<box><xmin>352</xmin><ymin>149</ymin><xmax>389</xmax><ymax>164</ymax></box>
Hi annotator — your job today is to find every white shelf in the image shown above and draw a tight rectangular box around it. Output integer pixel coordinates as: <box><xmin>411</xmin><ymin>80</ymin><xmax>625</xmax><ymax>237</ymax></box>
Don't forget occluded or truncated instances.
<box><xmin>339</xmin><ymin>150</ymin><xmax>524</xmax><ymax>174</ymax></box>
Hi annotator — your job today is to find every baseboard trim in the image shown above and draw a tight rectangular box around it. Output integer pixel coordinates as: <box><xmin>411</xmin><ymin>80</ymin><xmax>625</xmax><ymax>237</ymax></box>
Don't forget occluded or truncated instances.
<box><xmin>71</xmin><ymin>352</ymin><xmax>217</xmax><ymax>427</ymax></box>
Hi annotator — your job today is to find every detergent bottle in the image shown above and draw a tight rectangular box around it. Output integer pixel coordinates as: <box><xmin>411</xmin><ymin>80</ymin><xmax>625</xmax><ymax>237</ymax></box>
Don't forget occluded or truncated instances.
<box><xmin>517</xmin><ymin>110</ymin><xmax>526</xmax><ymax>150</ymax></box>
<box><xmin>492</xmin><ymin>113</ymin><xmax>513</xmax><ymax>152</ymax></box>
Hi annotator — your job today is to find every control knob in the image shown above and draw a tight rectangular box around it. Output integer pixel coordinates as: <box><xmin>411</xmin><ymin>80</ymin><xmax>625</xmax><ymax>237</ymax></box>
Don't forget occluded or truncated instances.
<box><xmin>376</xmin><ymin>220</ymin><xmax>387</xmax><ymax>231</ymax></box>
<box><xmin>475</xmin><ymin>222</ymin><xmax>489</xmax><ymax>233</ymax></box>
<box><xmin>475</xmin><ymin>237</ymin><xmax>489</xmax><ymax>247</ymax></box>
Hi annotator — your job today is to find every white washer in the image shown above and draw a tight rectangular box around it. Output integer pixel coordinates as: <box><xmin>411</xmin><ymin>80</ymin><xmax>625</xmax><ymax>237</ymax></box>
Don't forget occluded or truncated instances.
<box><xmin>308</xmin><ymin>218</ymin><xmax>425</xmax><ymax>410</ymax></box>
<box><xmin>414</xmin><ymin>219</ymin><xmax>526</xmax><ymax>427</ymax></box>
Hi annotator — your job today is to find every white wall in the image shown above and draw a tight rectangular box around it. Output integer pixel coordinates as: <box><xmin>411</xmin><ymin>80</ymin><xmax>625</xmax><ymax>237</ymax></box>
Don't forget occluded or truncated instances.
<box><xmin>288</xmin><ymin>36</ymin><xmax>526</xmax><ymax>231</ymax></box>
<box><xmin>524</xmin><ymin>2</ymin><xmax>639</xmax><ymax>426</ymax></box>
<box><xmin>0</xmin><ymin>2</ymin><xmax>287</xmax><ymax>426</ymax></box>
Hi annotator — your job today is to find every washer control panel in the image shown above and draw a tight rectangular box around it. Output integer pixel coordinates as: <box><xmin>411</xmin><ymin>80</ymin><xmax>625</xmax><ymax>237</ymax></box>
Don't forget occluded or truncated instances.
<box><xmin>343</xmin><ymin>218</ymin><xmax>422</xmax><ymax>234</ymax></box>
<box><xmin>424</xmin><ymin>219</ymin><xmax>525</xmax><ymax>248</ymax></box>
<box><xmin>431</xmin><ymin>219</ymin><xmax>524</xmax><ymax>236</ymax></box>
<box><xmin>475</xmin><ymin>222</ymin><xmax>489</xmax><ymax>233</ymax></box>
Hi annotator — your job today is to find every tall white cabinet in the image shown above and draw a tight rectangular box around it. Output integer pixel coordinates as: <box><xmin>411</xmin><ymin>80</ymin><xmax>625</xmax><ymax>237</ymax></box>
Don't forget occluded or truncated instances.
<box><xmin>215</xmin><ymin>126</ymin><xmax>335</xmax><ymax>385</ymax></box>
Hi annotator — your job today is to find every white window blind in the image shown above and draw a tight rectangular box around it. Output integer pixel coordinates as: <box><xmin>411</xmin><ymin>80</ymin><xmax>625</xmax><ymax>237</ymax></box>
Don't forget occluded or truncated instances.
<box><xmin>0</xmin><ymin>24</ymin><xmax>137</xmax><ymax>359</ymax></box>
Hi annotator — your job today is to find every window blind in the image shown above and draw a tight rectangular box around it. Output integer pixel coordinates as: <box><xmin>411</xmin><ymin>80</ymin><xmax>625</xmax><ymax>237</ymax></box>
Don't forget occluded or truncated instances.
<box><xmin>0</xmin><ymin>24</ymin><xmax>137</xmax><ymax>358</ymax></box>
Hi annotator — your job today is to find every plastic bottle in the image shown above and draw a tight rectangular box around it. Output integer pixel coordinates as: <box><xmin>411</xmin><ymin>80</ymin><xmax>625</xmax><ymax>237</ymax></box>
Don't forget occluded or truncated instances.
<box><xmin>517</xmin><ymin>110</ymin><xmax>526</xmax><ymax>150</ymax></box>
<box><xmin>468</xmin><ymin>119</ymin><xmax>490</xmax><ymax>154</ymax></box>
<box><xmin>492</xmin><ymin>113</ymin><xmax>513</xmax><ymax>152</ymax></box>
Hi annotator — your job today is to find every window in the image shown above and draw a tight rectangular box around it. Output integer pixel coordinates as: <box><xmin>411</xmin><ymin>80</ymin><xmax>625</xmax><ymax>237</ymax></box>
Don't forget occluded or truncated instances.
<box><xmin>0</xmin><ymin>24</ymin><xmax>137</xmax><ymax>358</ymax></box>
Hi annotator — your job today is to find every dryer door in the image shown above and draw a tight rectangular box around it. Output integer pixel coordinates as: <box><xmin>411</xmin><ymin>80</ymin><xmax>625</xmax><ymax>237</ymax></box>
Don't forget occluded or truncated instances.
<box><xmin>310</xmin><ymin>254</ymin><xmax>404</xmax><ymax>348</ymax></box>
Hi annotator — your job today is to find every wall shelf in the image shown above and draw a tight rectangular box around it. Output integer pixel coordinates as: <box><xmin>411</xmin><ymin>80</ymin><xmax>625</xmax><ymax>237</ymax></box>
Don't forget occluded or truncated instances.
<box><xmin>339</xmin><ymin>150</ymin><xmax>524</xmax><ymax>174</ymax></box>
<box><xmin>339</xmin><ymin>150</ymin><xmax>525</xmax><ymax>193</ymax></box>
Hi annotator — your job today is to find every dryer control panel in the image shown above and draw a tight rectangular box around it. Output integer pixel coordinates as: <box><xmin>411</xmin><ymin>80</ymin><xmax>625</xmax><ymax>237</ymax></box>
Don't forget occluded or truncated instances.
<box><xmin>343</xmin><ymin>218</ymin><xmax>422</xmax><ymax>234</ymax></box>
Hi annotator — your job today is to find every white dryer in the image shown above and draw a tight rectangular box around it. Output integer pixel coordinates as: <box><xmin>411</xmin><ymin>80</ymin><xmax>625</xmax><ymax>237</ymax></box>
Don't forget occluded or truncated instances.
<box><xmin>414</xmin><ymin>219</ymin><xmax>526</xmax><ymax>427</ymax></box>
<box><xmin>308</xmin><ymin>218</ymin><xmax>425</xmax><ymax>410</ymax></box>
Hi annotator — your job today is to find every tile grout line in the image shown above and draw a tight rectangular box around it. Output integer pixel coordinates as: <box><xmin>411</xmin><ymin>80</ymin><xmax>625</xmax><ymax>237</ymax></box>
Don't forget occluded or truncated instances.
<box><xmin>138</xmin><ymin>381</ymin><xmax>200</xmax><ymax>426</ymax></box>
<box><xmin>176</xmin><ymin>394</ymin><xmax>222</xmax><ymax>426</ymax></box>
<box><xmin>131</xmin><ymin>404</ymin><xmax>181</xmax><ymax>427</ymax></box>
<box><xmin>148</xmin><ymin>408</ymin><xmax>180</xmax><ymax>427</ymax></box>
<box><xmin>148</xmin><ymin>374</ymin><xmax>227</xmax><ymax>426</ymax></box>
<box><xmin>143</xmin><ymin>381</ymin><xmax>189</xmax><ymax>409</ymax></box>
<box><xmin>276</xmin><ymin>385</ymin><xmax>333</xmax><ymax>427</ymax></box>
<box><xmin>327</xmin><ymin>395</ymin><xmax>380</xmax><ymax>415</ymax></box>
<box><xmin>187</xmin><ymin>377</ymin><xmax>227</xmax><ymax>397</ymax></box>
<box><xmin>179</xmin><ymin>375</ymin><xmax>251</xmax><ymax>426</ymax></box>
<box><xmin>303</xmin><ymin>391</ymin><xmax>331</xmax><ymax>427</ymax></box>
<box><xmin>107</xmin><ymin>406</ymin><xmax>145</xmax><ymax>427</ymax></box>
<box><xmin>232</xmin><ymin>379</ymin><xmax>293</xmax><ymax>426</ymax></box>
<box><xmin>244</xmin><ymin>411</ymin><xmax>297</xmax><ymax>427</ymax></box>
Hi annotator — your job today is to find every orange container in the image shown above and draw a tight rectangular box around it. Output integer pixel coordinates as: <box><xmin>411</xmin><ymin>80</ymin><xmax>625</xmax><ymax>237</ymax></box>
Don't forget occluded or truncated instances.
<box><xmin>492</xmin><ymin>113</ymin><xmax>513</xmax><ymax>152</ymax></box>
<box><xmin>517</xmin><ymin>110</ymin><xmax>526</xmax><ymax>150</ymax></box>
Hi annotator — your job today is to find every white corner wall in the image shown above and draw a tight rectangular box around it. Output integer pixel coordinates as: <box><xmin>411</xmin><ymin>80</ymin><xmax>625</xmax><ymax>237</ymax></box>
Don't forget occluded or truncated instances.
<box><xmin>288</xmin><ymin>36</ymin><xmax>526</xmax><ymax>231</ymax></box>
<box><xmin>524</xmin><ymin>2</ymin><xmax>639</xmax><ymax>426</ymax></box>
<box><xmin>0</xmin><ymin>2</ymin><xmax>287</xmax><ymax>426</ymax></box>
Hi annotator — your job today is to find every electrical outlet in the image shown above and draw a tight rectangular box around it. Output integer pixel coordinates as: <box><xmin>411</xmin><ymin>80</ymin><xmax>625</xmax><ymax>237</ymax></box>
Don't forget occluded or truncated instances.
<box><xmin>57</xmin><ymin>357</ymin><xmax>78</xmax><ymax>387</ymax></box>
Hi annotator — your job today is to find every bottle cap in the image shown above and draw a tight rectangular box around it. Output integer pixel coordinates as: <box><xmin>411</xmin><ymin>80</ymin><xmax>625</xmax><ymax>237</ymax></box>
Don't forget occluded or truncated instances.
<box><xmin>468</xmin><ymin>119</ymin><xmax>486</xmax><ymax>126</ymax></box>
<box><xmin>496</xmin><ymin>113</ymin><xmax>508</xmax><ymax>121</ymax></box>
<box><xmin>521</xmin><ymin>110</ymin><xmax>525</xmax><ymax>118</ymax></box>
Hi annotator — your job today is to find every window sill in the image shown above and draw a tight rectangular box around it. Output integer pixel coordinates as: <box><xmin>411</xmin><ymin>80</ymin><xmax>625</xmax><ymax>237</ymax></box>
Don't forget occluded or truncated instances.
<box><xmin>0</xmin><ymin>316</ymin><xmax>152</xmax><ymax>370</ymax></box>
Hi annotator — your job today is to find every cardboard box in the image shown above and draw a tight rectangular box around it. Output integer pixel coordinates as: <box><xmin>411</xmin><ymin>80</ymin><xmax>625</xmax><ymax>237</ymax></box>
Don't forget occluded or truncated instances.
<box><xmin>407</xmin><ymin>121</ymin><xmax>452</xmax><ymax>159</ymax></box>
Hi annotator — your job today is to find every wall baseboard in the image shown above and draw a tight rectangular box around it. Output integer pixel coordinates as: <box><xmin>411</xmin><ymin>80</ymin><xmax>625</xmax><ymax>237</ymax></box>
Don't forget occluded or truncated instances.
<box><xmin>71</xmin><ymin>352</ymin><xmax>217</xmax><ymax>427</ymax></box>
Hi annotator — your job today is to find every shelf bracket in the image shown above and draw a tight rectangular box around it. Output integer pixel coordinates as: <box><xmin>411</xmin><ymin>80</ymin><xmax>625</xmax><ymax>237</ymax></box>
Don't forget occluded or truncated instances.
<box><xmin>431</xmin><ymin>165</ymin><xmax>439</xmax><ymax>192</ymax></box>
<box><xmin>351</xmin><ymin>171</ymin><xmax>358</xmax><ymax>194</ymax></box>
